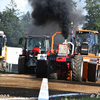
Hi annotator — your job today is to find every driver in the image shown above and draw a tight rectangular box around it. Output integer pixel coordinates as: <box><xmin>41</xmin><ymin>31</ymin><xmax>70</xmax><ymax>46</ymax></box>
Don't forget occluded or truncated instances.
<box><xmin>86</xmin><ymin>33</ymin><xmax>94</xmax><ymax>53</ymax></box>
<box><xmin>30</xmin><ymin>43</ymin><xmax>41</xmax><ymax>56</ymax></box>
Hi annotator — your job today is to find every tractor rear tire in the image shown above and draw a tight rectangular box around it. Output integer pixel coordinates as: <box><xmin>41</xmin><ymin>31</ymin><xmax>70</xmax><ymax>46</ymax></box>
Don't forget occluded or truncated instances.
<box><xmin>0</xmin><ymin>60</ymin><xmax>4</xmax><ymax>72</ymax></box>
<box><xmin>47</xmin><ymin>60</ymin><xmax>58</xmax><ymax>79</ymax></box>
<box><xmin>97</xmin><ymin>66</ymin><xmax>100</xmax><ymax>80</ymax></box>
<box><xmin>36</xmin><ymin>60</ymin><xmax>48</xmax><ymax>78</ymax></box>
<box><xmin>88</xmin><ymin>63</ymin><xmax>98</xmax><ymax>82</ymax></box>
<box><xmin>94</xmin><ymin>68</ymin><xmax>99</xmax><ymax>82</ymax></box>
<box><xmin>95</xmin><ymin>70</ymin><xmax>98</xmax><ymax>82</ymax></box>
<box><xmin>18</xmin><ymin>56</ymin><xmax>26</xmax><ymax>74</ymax></box>
<box><xmin>47</xmin><ymin>54</ymin><xmax>58</xmax><ymax>79</ymax></box>
<box><xmin>72</xmin><ymin>55</ymin><xmax>83</xmax><ymax>82</ymax></box>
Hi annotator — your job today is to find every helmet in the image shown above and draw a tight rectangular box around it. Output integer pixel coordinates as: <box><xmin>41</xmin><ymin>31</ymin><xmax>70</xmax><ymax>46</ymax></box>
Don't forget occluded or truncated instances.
<box><xmin>35</xmin><ymin>42</ymin><xmax>40</xmax><ymax>48</ymax></box>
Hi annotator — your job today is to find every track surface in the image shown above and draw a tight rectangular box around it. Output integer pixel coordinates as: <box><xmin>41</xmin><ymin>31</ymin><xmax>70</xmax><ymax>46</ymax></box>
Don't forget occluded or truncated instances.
<box><xmin>0</xmin><ymin>74</ymin><xmax>100</xmax><ymax>98</ymax></box>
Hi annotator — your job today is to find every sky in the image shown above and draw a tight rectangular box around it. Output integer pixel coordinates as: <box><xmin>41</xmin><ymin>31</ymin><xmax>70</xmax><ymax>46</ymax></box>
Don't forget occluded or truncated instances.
<box><xmin>0</xmin><ymin>0</ymin><xmax>32</xmax><ymax>14</ymax></box>
<box><xmin>0</xmin><ymin>0</ymin><xmax>86</xmax><ymax>15</ymax></box>
<box><xmin>75</xmin><ymin>0</ymin><xmax>87</xmax><ymax>15</ymax></box>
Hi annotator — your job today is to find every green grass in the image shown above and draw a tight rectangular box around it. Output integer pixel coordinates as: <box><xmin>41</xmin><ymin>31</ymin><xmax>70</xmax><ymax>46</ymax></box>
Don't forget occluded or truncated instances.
<box><xmin>0</xmin><ymin>71</ymin><xmax>16</xmax><ymax>74</ymax></box>
<box><xmin>49</xmin><ymin>97</ymin><xmax>100</xmax><ymax>100</ymax></box>
<box><xmin>80</xmin><ymin>97</ymin><xmax>100</xmax><ymax>100</ymax></box>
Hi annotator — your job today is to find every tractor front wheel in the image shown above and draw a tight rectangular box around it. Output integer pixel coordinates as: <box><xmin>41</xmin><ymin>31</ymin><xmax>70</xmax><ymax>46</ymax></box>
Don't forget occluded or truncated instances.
<box><xmin>72</xmin><ymin>55</ymin><xmax>83</xmax><ymax>82</ymax></box>
<box><xmin>18</xmin><ymin>56</ymin><xmax>26</xmax><ymax>74</ymax></box>
<box><xmin>47</xmin><ymin>60</ymin><xmax>58</xmax><ymax>79</ymax></box>
<box><xmin>47</xmin><ymin>54</ymin><xmax>58</xmax><ymax>79</ymax></box>
<box><xmin>97</xmin><ymin>66</ymin><xmax>100</xmax><ymax>80</ymax></box>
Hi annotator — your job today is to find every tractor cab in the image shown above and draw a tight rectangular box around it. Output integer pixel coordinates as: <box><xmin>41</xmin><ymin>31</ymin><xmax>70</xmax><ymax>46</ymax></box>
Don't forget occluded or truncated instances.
<box><xmin>75</xmin><ymin>30</ymin><xmax>99</xmax><ymax>56</ymax></box>
<box><xmin>28</xmin><ymin>35</ymin><xmax>50</xmax><ymax>54</ymax></box>
<box><xmin>19</xmin><ymin>35</ymin><xmax>50</xmax><ymax>57</ymax></box>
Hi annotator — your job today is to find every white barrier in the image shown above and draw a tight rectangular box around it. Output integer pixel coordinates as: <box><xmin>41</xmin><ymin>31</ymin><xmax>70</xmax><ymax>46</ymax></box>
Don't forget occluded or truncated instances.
<box><xmin>38</xmin><ymin>78</ymin><xmax>49</xmax><ymax>100</ymax></box>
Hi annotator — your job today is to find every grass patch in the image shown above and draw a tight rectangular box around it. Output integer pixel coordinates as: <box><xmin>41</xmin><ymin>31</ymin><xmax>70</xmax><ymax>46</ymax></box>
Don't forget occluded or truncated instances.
<box><xmin>49</xmin><ymin>97</ymin><xmax>100</xmax><ymax>100</ymax></box>
<box><xmin>0</xmin><ymin>71</ymin><xmax>16</xmax><ymax>74</ymax></box>
<box><xmin>80</xmin><ymin>97</ymin><xmax>100</xmax><ymax>100</ymax></box>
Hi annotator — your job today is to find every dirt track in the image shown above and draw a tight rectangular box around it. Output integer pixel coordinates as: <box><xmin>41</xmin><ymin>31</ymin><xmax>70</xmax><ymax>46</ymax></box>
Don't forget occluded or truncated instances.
<box><xmin>0</xmin><ymin>74</ymin><xmax>100</xmax><ymax>98</ymax></box>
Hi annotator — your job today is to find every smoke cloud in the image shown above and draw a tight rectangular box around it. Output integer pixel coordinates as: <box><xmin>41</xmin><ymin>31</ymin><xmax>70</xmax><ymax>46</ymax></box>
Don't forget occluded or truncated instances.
<box><xmin>29</xmin><ymin>0</ymin><xmax>85</xmax><ymax>39</ymax></box>
<box><xmin>30</xmin><ymin>0</ymin><xmax>73</xmax><ymax>39</ymax></box>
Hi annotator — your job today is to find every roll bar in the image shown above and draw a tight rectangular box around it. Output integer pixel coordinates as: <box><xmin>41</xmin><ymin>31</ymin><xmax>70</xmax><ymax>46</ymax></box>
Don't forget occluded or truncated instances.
<box><xmin>51</xmin><ymin>32</ymin><xmax>62</xmax><ymax>53</ymax></box>
<box><xmin>51</xmin><ymin>32</ymin><xmax>74</xmax><ymax>55</ymax></box>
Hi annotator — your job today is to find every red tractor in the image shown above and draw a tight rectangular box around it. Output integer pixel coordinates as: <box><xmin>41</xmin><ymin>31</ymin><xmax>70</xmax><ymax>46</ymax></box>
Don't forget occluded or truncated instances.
<box><xmin>47</xmin><ymin>32</ymin><xmax>74</xmax><ymax>80</ymax></box>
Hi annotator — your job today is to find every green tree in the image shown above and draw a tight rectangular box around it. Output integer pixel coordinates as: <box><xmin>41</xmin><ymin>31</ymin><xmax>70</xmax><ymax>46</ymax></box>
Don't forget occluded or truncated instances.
<box><xmin>83</xmin><ymin>0</ymin><xmax>100</xmax><ymax>51</ymax></box>
<box><xmin>5</xmin><ymin>0</ymin><xmax>20</xmax><ymax>16</ymax></box>
<box><xmin>83</xmin><ymin>0</ymin><xmax>100</xmax><ymax>31</ymax></box>
<box><xmin>0</xmin><ymin>0</ymin><xmax>25</xmax><ymax>47</ymax></box>
<box><xmin>21</xmin><ymin>11</ymin><xmax>33</xmax><ymax>35</ymax></box>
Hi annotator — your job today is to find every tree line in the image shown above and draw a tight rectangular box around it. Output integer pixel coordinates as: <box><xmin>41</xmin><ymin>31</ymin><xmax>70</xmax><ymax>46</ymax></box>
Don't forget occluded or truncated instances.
<box><xmin>0</xmin><ymin>0</ymin><xmax>33</xmax><ymax>47</ymax></box>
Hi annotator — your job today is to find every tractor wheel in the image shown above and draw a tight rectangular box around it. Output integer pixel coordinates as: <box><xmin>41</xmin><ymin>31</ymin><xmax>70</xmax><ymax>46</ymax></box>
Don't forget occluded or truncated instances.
<box><xmin>72</xmin><ymin>55</ymin><xmax>83</xmax><ymax>82</ymax></box>
<box><xmin>36</xmin><ymin>60</ymin><xmax>48</xmax><ymax>78</ymax></box>
<box><xmin>47</xmin><ymin>54</ymin><xmax>58</xmax><ymax>79</ymax></box>
<box><xmin>97</xmin><ymin>67</ymin><xmax>100</xmax><ymax>80</ymax></box>
<box><xmin>88</xmin><ymin>64</ymin><xmax>98</xmax><ymax>82</ymax></box>
<box><xmin>95</xmin><ymin>70</ymin><xmax>98</xmax><ymax>82</ymax></box>
<box><xmin>94</xmin><ymin>67</ymin><xmax>100</xmax><ymax>82</ymax></box>
<box><xmin>0</xmin><ymin>60</ymin><xmax>4</xmax><ymax>72</ymax></box>
<box><xmin>18</xmin><ymin>56</ymin><xmax>26</xmax><ymax>74</ymax></box>
<box><xmin>70</xmin><ymin>59</ymin><xmax>74</xmax><ymax>70</ymax></box>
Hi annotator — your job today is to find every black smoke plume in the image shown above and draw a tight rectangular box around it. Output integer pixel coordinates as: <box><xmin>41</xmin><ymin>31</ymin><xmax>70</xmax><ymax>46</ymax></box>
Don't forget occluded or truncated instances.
<box><xmin>30</xmin><ymin>0</ymin><xmax>72</xmax><ymax>39</ymax></box>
